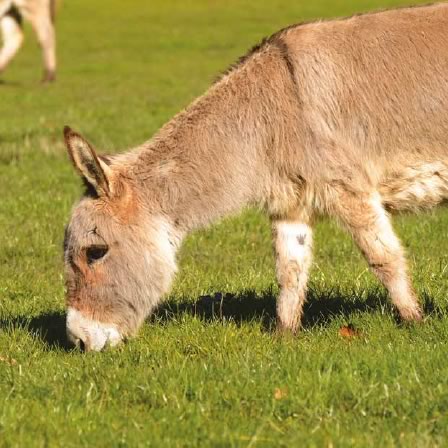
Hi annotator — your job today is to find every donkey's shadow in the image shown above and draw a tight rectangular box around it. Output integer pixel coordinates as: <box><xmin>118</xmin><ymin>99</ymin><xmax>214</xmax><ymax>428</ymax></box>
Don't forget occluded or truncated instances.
<box><xmin>1</xmin><ymin>289</ymin><xmax>442</xmax><ymax>350</ymax></box>
<box><xmin>0</xmin><ymin>79</ymin><xmax>23</xmax><ymax>87</ymax></box>
<box><xmin>0</xmin><ymin>312</ymin><xmax>69</xmax><ymax>350</ymax></box>
<box><xmin>152</xmin><ymin>288</ymin><xmax>402</xmax><ymax>329</ymax></box>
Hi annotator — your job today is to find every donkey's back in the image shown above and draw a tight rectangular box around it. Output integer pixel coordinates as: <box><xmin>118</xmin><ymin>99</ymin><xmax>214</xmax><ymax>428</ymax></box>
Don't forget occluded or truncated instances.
<box><xmin>278</xmin><ymin>3</ymin><xmax>448</xmax><ymax>212</ymax></box>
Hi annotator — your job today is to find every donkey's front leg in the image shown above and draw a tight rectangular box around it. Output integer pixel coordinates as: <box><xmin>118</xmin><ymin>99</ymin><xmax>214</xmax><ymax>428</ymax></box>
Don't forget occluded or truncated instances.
<box><xmin>273</xmin><ymin>218</ymin><xmax>313</xmax><ymax>333</ymax></box>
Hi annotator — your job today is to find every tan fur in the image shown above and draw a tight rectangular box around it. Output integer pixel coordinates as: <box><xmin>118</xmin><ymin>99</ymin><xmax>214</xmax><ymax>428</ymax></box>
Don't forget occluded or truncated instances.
<box><xmin>380</xmin><ymin>162</ymin><xmax>448</xmax><ymax>211</ymax></box>
<box><xmin>0</xmin><ymin>0</ymin><xmax>56</xmax><ymax>81</ymax></box>
<box><xmin>63</xmin><ymin>3</ymin><xmax>448</xmax><ymax>348</ymax></box>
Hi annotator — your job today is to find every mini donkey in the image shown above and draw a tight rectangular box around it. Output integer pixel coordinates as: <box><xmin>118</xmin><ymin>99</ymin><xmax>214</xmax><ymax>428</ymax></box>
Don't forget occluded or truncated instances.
<box><xmin>0</xmin><ymin>0</ymin><xmax>56</xmax><ymax>82</ymax></box>
<box><xmin>64</xmin><ymin>3</ymin><xmax>448</xmax><ymax>351</ymax></box>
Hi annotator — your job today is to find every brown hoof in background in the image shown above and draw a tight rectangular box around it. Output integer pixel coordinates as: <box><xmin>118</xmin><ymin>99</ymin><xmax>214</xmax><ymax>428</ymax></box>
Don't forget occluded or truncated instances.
<box><xmin>41</xmin><ymin>70</ymin><xmax>56</xmax><ymax>83</ymax></box>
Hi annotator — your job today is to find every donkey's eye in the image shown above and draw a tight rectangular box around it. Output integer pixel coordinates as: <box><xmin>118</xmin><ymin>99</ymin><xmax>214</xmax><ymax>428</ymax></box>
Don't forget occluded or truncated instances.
<box><xmin>86</xmin><ymin>246</ymin><xmax>108</xmax><ymax>265</ymax></box>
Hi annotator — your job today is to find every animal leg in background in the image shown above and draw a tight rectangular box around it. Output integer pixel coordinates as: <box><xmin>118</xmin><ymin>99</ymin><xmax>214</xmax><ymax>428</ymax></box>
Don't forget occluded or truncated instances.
<box><xmin>331</xmin><ymin>188</ymin><xmax>423</xmax><ymax>321</ymax></box>
<box><xmin>273</xmin><ymin>217</ymin><xmax>313</xmax><ymax>332</ymax></box>
<box><xmin>27</xmin><ymin>1</ymin><xmax>55</xmax><ymax>82</ymax></box>
<box><xmin>0</xmin><ymin>8</ymin><xmax>23</xmax><ymax>73</ymax></box>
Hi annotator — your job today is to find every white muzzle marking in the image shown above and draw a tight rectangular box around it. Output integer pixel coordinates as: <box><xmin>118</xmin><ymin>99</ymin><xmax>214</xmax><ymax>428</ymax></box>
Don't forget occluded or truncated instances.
<box><xmin>66</xmin><ymin>307</ymin><xmax>122</xmax><ymax>352</ymax></box>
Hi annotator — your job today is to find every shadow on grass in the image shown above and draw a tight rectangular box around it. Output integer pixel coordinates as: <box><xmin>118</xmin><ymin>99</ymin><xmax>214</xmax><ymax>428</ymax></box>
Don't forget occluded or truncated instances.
<box><xmin>151</xmin><ymin>288</ymin><xmax>445</xmax><ymax>330</ymax></box>
<box><xmin>152</xmin><ymin>289</ymin><xmax>375</xmax><ymax>331</ymax></box>
<box><xmin>1</xmin><ymin>289</ymin><xmax>443</xmax><ymax>350</ymax></box>
<box><xmin>0</xmin><ymin>311</ymin><xmax>70</xmax><ymax>350</ymax></box>
<box><xmin>0</xmin><ymin>79</ymin><xmax>18</xmax><ymax>85</ymax></box>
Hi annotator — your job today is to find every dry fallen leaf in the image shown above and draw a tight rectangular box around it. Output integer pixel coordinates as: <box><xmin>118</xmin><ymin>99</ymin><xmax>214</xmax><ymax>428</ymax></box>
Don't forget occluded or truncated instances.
<box><xmin>274</xmin><ymin>387</ymin><xmax>288</xmax><ymax>400</ymax></box>
<box><xmin>339</xmin><ymin>324</ymin><xmax>361</xmax><ymax>339</ymax></box>
<box><xmin>0</xmin><ymin>356</ymin><xmax>17</xmax><ymax>366</ymax></box>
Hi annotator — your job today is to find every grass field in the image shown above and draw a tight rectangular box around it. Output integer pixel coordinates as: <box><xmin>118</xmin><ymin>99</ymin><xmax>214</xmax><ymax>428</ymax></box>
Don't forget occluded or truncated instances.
<box><xmin>1</xmin><ymin>0</ymin><xmax>448</xmax><ymax>446</ymax></box>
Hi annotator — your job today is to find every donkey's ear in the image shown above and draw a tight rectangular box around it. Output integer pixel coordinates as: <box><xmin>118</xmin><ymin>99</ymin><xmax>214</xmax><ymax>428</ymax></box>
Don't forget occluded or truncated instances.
<box><xmin>63</xmin><ymin>126</ymin><xmax>112</xmax><ymax>197</ymax></box>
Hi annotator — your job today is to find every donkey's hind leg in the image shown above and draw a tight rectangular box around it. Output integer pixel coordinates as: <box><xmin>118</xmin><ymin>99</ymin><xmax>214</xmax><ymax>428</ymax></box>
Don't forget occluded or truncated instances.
<box><xmin>273</xmin><ymin>216</ymin><xmax>313</xmax><ymax>333</ymax></box>
<box><xmin>331</xmin><ymin>189</ymin><xmax>422</xmax><ymax>321</ymax></box>
<box><xmin>0</xmin><ymin>9</ymin><xmax>24</xmax><ymax>74</ymax></box>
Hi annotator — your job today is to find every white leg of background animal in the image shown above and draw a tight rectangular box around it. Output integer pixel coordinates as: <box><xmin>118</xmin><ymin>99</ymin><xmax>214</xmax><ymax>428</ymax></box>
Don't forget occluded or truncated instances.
<box><xmin>28</xmin><ymin>5</ymin><xmax>55</xmax><ymax>82</ymax></box>
<box><xmin>332</xmin><ymin>190</ymin><xmax>423</xmax><ymax>321</ymax></box>
<box><xmin>0</xmin><ymin>13</ymin><xmax>23</xmax><ymax>74</ymax></box>
<box><xmin>274</xmin><ymin>217</ymin><xmax>313</xmax><ymax>332</ymax></box>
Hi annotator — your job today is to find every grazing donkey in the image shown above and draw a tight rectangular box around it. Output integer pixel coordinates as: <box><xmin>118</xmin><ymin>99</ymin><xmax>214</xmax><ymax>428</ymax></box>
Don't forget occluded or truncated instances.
<box><xmin>64</xmin><ymin>3</ymin><xmax>448</xmax><ymax>351</ymax></box>
<box><xmin>0</xmin><ymin>0</ymin><xmax>56</xmax><ymax>82</ymax></box>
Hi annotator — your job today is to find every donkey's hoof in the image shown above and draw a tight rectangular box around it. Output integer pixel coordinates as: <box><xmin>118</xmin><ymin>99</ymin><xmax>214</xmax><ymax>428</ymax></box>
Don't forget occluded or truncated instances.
<box><xmin>400</xmin><ymin>307</ymin><xmax>424</xmax><ymax>322</ymax></box>
<box><xmin>275</xmin><ymin>321</ymin><xmax>299</xmax><ymax>337</ymax></box>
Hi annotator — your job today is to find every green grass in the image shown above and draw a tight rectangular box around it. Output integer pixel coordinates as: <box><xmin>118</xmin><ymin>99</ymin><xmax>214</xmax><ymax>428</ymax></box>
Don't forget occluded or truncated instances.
<box><xmin>0</xmin><ymin>0</ymin><xmax>447</xmax><ymax>446</ymax></box>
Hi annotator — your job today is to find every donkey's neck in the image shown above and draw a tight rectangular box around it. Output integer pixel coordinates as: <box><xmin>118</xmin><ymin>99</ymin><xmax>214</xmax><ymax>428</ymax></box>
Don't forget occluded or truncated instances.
<box><xmin>127</xmin><ymin>66</ymin><xmax>278</xmax><ymax>231</ymax></box>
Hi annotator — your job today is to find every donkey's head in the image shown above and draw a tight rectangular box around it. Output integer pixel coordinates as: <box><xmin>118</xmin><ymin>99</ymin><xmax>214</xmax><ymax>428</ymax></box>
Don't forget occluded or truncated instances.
<box><xmin>63</xmin><ymin>127</ymin><xmax>178</xmax><ymax>351</ymax></box>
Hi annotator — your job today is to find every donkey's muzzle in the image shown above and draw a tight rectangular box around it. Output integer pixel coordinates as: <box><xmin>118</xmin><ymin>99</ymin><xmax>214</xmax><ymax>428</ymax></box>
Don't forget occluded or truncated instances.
<box><xmin>66</xmin><ymin>307</ymin><xmax>122</xmax><ymax>352</ymax></box>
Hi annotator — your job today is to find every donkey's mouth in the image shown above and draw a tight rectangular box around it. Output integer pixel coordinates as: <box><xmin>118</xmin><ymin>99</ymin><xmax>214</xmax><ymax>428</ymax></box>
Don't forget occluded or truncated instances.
<box><xmin>66</xmin><ymin>307</ymin><xmax>122</xmax><ymax>352</ymax></box>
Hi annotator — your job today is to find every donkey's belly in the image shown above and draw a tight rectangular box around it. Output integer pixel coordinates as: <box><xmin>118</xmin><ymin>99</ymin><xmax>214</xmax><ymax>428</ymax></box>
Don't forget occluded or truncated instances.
<box><xmin>379</xmin><ymin>161</ymin><xmax>448</xmax><ymax>212</ymax></box>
